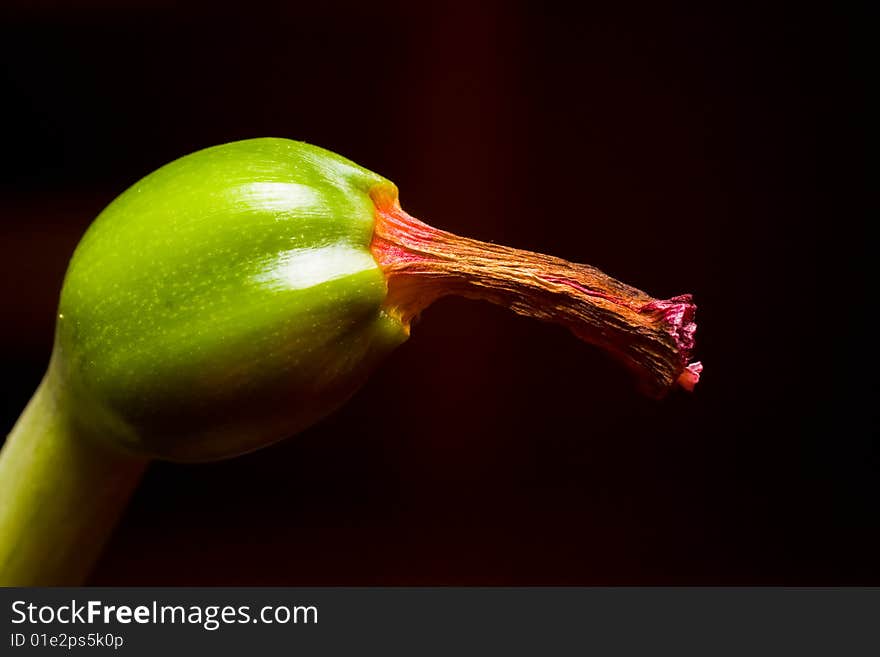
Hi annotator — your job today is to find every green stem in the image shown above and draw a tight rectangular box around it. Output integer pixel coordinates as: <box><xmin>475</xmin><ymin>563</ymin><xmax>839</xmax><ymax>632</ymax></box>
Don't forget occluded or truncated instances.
<box><xmin>0</xmin><ymin>376</ymin><xmax>147</xmax><ymax>586</ymax></box>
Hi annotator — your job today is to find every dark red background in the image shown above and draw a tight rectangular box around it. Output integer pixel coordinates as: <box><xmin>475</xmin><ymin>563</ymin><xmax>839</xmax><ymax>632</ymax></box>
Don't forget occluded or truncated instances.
<box><xmin>1</xmin><ymin>3</ymin><xmax>871</xmax><ymax>583</ymax></box>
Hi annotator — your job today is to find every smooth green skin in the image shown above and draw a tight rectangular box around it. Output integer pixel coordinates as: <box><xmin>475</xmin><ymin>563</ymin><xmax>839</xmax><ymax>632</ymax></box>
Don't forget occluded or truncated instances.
<box><xmin>52</xmin><ymin>138</ymin><xmax>408</xmax><ymax>461</ymax></box>
<box><xmin>1</xmin><ymin>138</ymin><xmax>412</xmax><ymax>584</ymax></box>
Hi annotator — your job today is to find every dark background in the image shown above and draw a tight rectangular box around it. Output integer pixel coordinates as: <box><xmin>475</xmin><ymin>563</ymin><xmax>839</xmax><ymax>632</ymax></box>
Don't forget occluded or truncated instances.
<box><xmin>1</xmin><ymin>3</ymin><xmax>871</xmax><ymax>584</ymax></box>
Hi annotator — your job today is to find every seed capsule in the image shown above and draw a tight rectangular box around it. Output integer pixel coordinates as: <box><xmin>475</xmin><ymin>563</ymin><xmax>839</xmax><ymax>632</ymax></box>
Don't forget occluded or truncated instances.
<box><xmin>52</xmin><ymin>138</ymin><xmax>700</xmax><ymax>462</ymax></box>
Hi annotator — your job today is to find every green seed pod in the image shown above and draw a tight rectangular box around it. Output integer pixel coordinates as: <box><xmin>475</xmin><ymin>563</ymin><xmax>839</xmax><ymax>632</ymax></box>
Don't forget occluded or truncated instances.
<box><xmin>55</xmin><ymin>139</ymin><xmax>407</xmax><ymax>461</ymax></box>
<box><xmin>0</xmin><ymin>137</ymin><xmax>701</xmax><ymax>585</ymax></box>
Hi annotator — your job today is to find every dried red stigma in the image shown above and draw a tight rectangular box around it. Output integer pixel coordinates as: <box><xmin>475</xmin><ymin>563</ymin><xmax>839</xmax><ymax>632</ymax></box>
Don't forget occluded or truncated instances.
<box><xmin>370</xmin><ymin>193</ymin><xmax>701</xmax><ymax>397</ymax></box>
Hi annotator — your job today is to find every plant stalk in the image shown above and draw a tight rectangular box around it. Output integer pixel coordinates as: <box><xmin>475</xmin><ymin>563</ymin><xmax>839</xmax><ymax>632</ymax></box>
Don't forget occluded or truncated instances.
<box><xmin>0</xmin><ymin>375</ymin><xmax>147</xmax><ymax>586</ymax></box>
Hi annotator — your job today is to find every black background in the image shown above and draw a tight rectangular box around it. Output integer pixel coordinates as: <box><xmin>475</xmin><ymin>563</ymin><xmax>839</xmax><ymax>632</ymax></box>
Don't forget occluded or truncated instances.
<box><xmin>1</xmin><ymin>2</ymin><xmax>871</xmax><ymax>583</ymax></box>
